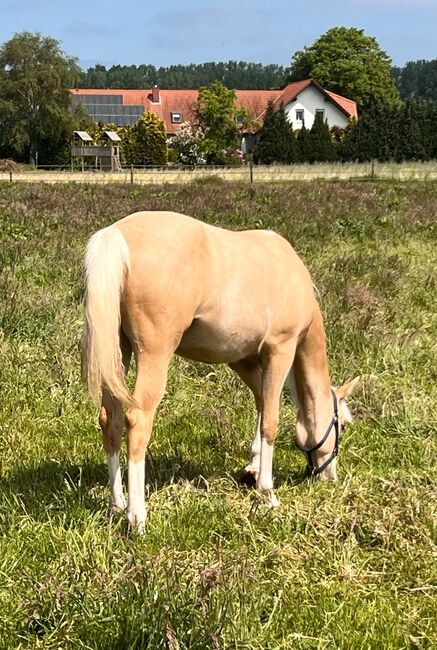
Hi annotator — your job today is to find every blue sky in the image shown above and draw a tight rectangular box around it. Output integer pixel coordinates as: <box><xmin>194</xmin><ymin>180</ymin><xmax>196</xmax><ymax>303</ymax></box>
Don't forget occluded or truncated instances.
<box><xmin>1</xmin><ymin>0</ymin><xmax>436</xmax><ymax>70</ymax></box>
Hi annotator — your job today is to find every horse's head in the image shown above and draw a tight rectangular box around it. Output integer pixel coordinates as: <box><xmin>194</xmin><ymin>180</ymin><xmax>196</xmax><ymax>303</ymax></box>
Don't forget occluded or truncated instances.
<box><xmin>295</xmin><ymin>376</ymin><xmax>360</xmax><ymax>481</ymax></box>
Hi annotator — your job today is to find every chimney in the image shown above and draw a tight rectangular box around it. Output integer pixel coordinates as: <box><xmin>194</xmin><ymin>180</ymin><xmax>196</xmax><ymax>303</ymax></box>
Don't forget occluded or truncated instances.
<box><xmin>151</xmin><ymin>85</ymin><xmax>160</xmax><ymax>103</ymax></box>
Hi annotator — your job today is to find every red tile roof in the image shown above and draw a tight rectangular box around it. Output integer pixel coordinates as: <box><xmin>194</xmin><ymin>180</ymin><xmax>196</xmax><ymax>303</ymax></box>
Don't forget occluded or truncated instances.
<box><xmin>71</xmin><ymin>80</ymin><xmax>357</xmax><ymax>134</ymax></box>
<box><xmin>325</xmin><ymin>90</ymin><xmax>358</xmax><ymax>119</ymax></box>
<box><xmin>253</xmin><ymin>79</ymin><xmax>358</xmax><ymax>121</ymax></box>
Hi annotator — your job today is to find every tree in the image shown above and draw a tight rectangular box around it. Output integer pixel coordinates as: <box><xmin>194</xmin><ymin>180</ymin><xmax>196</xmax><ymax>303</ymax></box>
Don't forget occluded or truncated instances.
<box><xmin>296</xmin><ymin>124</ymin><xmax>311</xmax><ymax>163</ymax></box>
<box><xmin>394</xmin><ymin>100</ymin><xmax>427</xmax><ymax>161</ymax></box>
<box><xmin>304</xmin><ymin>113</ymin><xmax>337</xmax><ymax>163</ymax></box>
<box><xmin>392</xmin><ymin>59</ymin><xmax>437</xmax><ymax>101</ymax></box>
<box><xmin>0</xmin><ymin>31</ymin><xmax>81</xmax><ymax>164</ymax></box>
<box><xmin>288</xmin><ymin>27</ymin><xmax>400</xmax><ymax>110</ymax></box>
<box><xmin>196</xmin><ymin>81</ymin><xmax>240</xmax><ymax>162</ymax></box>
<box><xmin>128</xmin><ymin>112</ymin><xmax>167</xmax><ymax>166</ymax></box>
<box><xmin>79</xmin><ymin>63</ymin><xmax>108</xmax><ymax>88</ymax></box>
<box><xmin>253</xmin><ymin>101</ymin><xmax>297</xmax><ymax>164</ymax></box>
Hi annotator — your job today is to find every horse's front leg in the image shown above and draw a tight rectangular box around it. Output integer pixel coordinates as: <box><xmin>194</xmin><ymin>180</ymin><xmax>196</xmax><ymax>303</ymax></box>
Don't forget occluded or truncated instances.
<box><xmin>245</xmin><ymin>412</ymin><xmax>261</xmax><ymax>478</ymax></box>
<box><xmin>228</xmin><ymin>359</ymin><xmax>262</xmax><ymax>480</ymax></box>
<box><xmin>257</xmin><ymin>342</ymin><xmax>297</xmax><ymax>507</ymax></box>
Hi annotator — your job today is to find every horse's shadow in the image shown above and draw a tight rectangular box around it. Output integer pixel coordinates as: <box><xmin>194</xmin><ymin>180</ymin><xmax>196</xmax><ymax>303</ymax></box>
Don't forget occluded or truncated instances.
<box><xmin>0</xmin><ymin>449</ymin><xmax>306</xmax><ymax>523</ymax></box>
<box><xmin>0</xmin><ymin>453</ymin><xmax>206</xmax><ymax>521</ymax></box>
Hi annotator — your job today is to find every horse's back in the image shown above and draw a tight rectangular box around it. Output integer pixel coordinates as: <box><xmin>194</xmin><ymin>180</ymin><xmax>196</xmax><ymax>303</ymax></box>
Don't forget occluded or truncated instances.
<box><xmin>113</xmin><ymin>211</ymin><xmax>316</xmax><ymax>357</ymax></box>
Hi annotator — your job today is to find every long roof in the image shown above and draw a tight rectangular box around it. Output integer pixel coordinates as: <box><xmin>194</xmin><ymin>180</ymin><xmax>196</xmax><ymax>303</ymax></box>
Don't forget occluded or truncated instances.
<box><xmin>71</xmin><ymin>80</ymin><xmax>357</xmax><ymax>133</ymax></box>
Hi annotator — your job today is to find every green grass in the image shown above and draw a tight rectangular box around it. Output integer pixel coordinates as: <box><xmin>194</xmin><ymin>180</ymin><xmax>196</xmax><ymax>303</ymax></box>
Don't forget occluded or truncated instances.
<box><xmin>0</xmin><ymin>181</ymin><xmax>436</xmax><ymax>649</ymax></box>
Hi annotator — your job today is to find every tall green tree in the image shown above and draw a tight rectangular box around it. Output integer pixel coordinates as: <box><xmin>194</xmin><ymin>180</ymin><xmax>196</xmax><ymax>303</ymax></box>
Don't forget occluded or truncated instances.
<box><xmin>128</xmin><ymin>112</ymin><xmax>167</xmax><ymax>166</ymax></box>
<box><xmin>253</xmin><ymin>102</ymin><xmax>297</xmax><ymax>164</ymax></box>
<box><xmin>288</xmin><ymin>27</ymin><xmax>400</xmax><ymax>110</ymax></box>
<box><xmin>304</xmin><ymin>113</ymin><xmax>337</xmax><ymax>163</ymax></box>
<box><xmin>0</xmin><ymin>31</ymin><xmax>81</xmax><ymax>164</ymax></box>
<box><xmin>196</xmin><ymin>81</ymin><xmax>239</xmax><ymax>163</ymax></box>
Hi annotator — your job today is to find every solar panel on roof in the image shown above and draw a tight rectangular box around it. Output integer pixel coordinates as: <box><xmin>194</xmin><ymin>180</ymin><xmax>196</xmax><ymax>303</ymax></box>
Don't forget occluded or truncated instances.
<box><xmin>72</xmin><ymin>95</ymin><xmax>145</xmax><ymax>126</ymax></box>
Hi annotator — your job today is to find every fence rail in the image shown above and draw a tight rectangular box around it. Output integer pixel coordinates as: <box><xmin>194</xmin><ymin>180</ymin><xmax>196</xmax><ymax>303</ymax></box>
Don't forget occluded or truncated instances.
<box><xmin>2</xmin><ymin>161</ymin><xmax>437</xmax><ymax>184</ymax></box>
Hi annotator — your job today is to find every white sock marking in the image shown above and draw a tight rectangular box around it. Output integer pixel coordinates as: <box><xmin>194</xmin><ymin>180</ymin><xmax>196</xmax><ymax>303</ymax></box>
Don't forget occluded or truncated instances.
<box><xmin>257</xmin><ymin>437</ymin><xmax>279</xmax><ymax>507</ymax></box>
<box><xmin>127</xmin><ymin>459</ymin><xmax>146</xmax><ymax>532</ymax></box>
<box><xmin>245</xmin><ymin>412</ymin><xmax>261</xmax><ymax>475</ymax></box>
<box><xmin>108</xmin><ymin>452</ymin><xmax>126</xmax><ymax>512</ymax></box>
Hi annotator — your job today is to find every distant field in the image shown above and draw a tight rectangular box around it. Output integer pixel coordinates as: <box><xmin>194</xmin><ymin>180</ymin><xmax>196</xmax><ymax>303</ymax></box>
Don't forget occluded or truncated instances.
<box><xmin>0</xmin><ymin>180</ymin><xmax>436</xmax><ymax>648</ymax></box>
<box><xmin>2</xmin><ymin>161</ymin><xmax>437</xmax><ymax>184</ymax></box>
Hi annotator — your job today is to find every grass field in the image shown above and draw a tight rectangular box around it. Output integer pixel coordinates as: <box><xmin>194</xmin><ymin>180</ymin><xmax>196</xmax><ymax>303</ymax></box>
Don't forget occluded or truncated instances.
<box><xmin>0</xmin><ymin>180</ymin><xmax>436</xmax><ymax>649</ymax></box>
<box><xmin>3</xmin><ymin>161</ymin><xmax>437</xmax><ymax>184</ymax></box>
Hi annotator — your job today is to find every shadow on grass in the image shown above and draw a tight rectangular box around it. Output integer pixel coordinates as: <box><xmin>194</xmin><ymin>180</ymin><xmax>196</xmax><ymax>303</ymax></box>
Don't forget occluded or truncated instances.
<box><xmin>1</xmin><ymin>452</ymin><xmax>308</xmax><ymax>519</ymax></box>
<box><xmin>0</xmin><ymin>448</ymin><xmax>306</xmax><ymax>523</ymax></box>
<box><xmin>235</xmin><ymin>466</ymin><xmax>305</xmax><ymax>490</ymax></box>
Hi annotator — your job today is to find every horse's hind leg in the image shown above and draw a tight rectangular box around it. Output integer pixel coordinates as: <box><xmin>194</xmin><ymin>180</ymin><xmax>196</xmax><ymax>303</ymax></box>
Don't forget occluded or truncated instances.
<box><xmin>229</xmin><ymin>359</ymin><xmax>262</xmax><ymax>479</ymax></box>
<box><xmin>125</xmin><ymin>350</ymin><xmax>170</xmax><ymax>533</ymax></box>
<box><xmin>99</xmin><ymin>332</ymin><xmax>132</xmax><ymax>512</ymax></box>
<box><xmin>258</xmin><ymin>342</ymin><xmax>297</xmax><ymax>506</ymax></box>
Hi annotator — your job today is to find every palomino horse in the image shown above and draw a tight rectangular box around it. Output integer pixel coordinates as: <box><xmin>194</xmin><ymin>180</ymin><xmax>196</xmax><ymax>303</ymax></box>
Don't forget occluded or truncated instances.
<box><xmin>82</xmin><ymin>211</ymin><xmax>358</xmax><ymax>532</ymax></box>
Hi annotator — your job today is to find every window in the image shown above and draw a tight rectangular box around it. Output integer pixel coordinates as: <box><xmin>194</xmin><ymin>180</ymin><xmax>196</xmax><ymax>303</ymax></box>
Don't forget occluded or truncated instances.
<box><xmin>315</xmin><ymin>109</ymin><xmax>325</xmax><ymax>119</ymax></box>
<box><xmin>296</xmin><ymin>109</ymin><xmax>304</xmax><ymax>121</ymax></box>
<box><xmin>235</xmin><ymin>114</ymin><xmax>243</xmax><ymax>124</ymax></box>
<box><xmin>171</xmin><ymin>112</ymin><xmax>182</xmax><ymax>124</ymax></box>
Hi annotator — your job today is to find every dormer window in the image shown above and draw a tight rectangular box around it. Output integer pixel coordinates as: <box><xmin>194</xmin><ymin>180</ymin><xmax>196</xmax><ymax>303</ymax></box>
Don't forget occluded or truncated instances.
<box><xmin>171</xmin><ymin>112</ymin><xmax>182</xmax><ymax>123</ymax></box>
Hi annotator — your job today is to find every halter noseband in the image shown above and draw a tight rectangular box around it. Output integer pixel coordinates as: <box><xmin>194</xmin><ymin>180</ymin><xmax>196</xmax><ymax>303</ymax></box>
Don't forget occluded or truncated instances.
<box><xmin>295</xmin><ymin>389</ymin><xmax>340</xmax><ymax>477</ymax></box>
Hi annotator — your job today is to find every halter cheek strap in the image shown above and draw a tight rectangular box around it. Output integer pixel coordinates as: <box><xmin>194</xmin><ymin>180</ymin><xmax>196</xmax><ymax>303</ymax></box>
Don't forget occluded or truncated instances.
<box><xmin>295</xmin><ymin>389</ymin><xmax>340</xmax><ymax>477</ymax></box>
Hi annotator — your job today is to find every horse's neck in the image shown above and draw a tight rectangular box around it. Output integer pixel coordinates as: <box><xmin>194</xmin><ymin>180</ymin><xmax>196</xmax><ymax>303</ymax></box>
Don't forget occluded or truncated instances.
<box><xmin>289</xmin><ymin>305</ymin><xmax>332</xmax><ymax>443</ymax></box>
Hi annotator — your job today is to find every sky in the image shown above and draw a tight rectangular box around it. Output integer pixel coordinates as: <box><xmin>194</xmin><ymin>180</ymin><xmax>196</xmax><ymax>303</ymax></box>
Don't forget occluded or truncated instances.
<box><xmin>1</xmin><ymin>0</ymin><xmax>436</xmax><ymax>71</ymax></box>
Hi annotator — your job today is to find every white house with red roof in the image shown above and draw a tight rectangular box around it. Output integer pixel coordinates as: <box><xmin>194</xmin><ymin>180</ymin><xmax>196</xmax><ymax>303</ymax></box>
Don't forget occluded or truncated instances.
<box><xmin>71</xmin><ymin>79</ymin><xmax>357</xmax><ymax>146</ymax></box>
<box><xmin>271</xmin><ymin>79</ymin><xmax>357</xmax><ymax>129</ymax></box>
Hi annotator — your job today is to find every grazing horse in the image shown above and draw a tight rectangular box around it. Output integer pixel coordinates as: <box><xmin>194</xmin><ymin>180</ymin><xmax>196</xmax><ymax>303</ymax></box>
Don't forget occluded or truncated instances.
<box><xmin>82</xmin><ymin>211</ymin><xmax>358</xmax><ymax>532</ymax></box>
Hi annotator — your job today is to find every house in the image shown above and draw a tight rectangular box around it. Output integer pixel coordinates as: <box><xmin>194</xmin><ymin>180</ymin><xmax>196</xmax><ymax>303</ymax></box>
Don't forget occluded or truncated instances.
<box><xmin>71</xmin><ymin>79</ymin><xmax>357</xmax><ymax>148</ymax></box>
<box><xmin>239</xmin><ymin>79</ymin><xmax>358</xmax><ymax>154</ymax></box>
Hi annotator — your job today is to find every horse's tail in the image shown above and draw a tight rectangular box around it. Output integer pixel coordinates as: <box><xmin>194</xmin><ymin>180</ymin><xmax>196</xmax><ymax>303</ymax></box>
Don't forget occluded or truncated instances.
<box><xmin>82</xmin><ymin>226</ymin><xmax>133</xmax><ymax>406</ymax></box>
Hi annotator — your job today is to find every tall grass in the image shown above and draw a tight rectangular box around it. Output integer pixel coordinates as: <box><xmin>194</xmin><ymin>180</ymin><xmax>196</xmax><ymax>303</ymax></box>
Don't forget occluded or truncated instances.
<box><xmin>0</xmin><ymin>181</ymin><xmax>436</xmax><ymax>649</ymax></box>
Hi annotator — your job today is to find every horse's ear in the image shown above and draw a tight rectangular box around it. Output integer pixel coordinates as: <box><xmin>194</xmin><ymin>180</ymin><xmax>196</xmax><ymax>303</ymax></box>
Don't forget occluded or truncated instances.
<box><xmin>336</xmin><ymin>376</ymin><xmax>360</xmax><ymax>401</ymax></box>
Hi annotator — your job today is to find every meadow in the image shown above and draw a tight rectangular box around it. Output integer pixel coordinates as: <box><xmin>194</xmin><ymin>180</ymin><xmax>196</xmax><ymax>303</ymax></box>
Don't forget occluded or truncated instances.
<box><xmin>0</xmin><ymin>180</ymin><xmax>436</xmax><ymax>649</ymax></box>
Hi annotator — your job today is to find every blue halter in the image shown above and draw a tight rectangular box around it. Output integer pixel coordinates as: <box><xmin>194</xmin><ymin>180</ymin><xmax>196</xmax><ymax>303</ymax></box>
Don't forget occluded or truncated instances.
<box><xmin>295</xmin><ymin>389</ymin><xmax>340</xmax><ymax>477</ymax></box>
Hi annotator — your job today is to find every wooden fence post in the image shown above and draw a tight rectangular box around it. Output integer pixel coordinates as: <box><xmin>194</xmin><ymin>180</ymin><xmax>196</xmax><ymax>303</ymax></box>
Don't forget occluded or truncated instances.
<box><xmin>130</xmin><ymin>164</ymin><xmax>134</xmax><ymax>184</ymax></box>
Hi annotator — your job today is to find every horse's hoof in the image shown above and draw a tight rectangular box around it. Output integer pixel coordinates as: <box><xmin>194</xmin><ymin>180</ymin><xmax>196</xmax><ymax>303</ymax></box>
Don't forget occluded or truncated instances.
<box><xmin>111</xmin><ymin>497</ymin><xmax>127</xmax><ymax>514</ymax></box>
<box><xmin>126</xmin><ymin>510</ymin><xmax>146</xmax><ymax>535</ymax></box>
<box><xmin>258</xmin><ymin>488</ymin><xmax>280</xmax><ymax>508</ymax></box>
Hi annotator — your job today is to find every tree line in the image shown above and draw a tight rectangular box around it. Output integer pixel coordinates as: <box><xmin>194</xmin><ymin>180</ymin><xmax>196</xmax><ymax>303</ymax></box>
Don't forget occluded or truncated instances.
<box><xmin>79</xmin><ymin>61</ymin><xmax>287</xmax><ymax>91</ymax></box>
<box><xmin>79</xmin><ymin>59</ymin><xmax>437</xmax><ymax>103</ymax></box>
